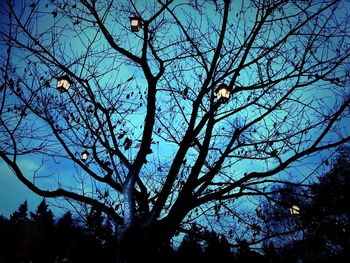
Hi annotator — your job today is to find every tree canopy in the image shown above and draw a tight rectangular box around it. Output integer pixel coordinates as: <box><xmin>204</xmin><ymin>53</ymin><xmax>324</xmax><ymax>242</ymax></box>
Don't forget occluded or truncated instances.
<box><xmin>0</xmin><ymin>0</ymin><xmax>349</xmax><ymax>261</ymax></box>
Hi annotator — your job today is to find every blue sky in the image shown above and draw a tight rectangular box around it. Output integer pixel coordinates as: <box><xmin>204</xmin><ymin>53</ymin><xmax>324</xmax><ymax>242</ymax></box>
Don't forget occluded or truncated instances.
<box><xmin>0</xmin><ymin>160</ymin><xmax>43</xmax><ymax>217</ymax></box>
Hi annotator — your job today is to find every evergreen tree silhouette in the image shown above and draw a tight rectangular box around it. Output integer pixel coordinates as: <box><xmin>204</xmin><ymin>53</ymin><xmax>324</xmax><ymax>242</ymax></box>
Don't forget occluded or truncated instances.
<box><xmin>0</xmin><ymin>215</ymin><xmax>10</xmax><ymax>262</ymax></box>
<box><xmin>10</xmin><ymin>200</ymin><xmax>29</xmax><ymax>225</ymax></box>
<box><xmin>262</xmin><ymin>241</ymin><xmax>281</xmax><ymax>263</ymax></box>
<box><xmin>203</xmin><ymin>231</ymin><xmax>234</xmax><ymax>261</ymax></box>
<box><xmin>8</xmin><ymin>200</ymin><xmax>32</xmax><ymax>263</ymax></box>
<box><xmin>56</xmin><ymin>211</ymin><xmax>76</xmax><ymax>262</ymax></box>
<box><xmin>236</xmin><ymin>239</ymin><xmax>265</xmax><ymax>263</ymax></box>
<box><xmin>299</xmin><ymin>147</ymin><xmax>350</xmax><ymax>262</ymax></box>
<box><xmin>30</xmin><ymin>199</ymin><xmax>54</xmax><ymax>230</ymax></box>
<box><xmin>259</xmin><ymin>147</ymin><xmax>350</xmax><ymax>263</ymax></box>
<box><xmin>85</xmin><ymin>206</ymin><xmax>114</xmax><ymax>247</ymax></box>
<box><xmin>29</xmin><ymin>199</ymin><xmax>55</xmax><ymax>263</ymax></box>
<box><xmin>177</xmin><ymin>224</ymin><xmax>204</xmax><ymax>261</ymax></box>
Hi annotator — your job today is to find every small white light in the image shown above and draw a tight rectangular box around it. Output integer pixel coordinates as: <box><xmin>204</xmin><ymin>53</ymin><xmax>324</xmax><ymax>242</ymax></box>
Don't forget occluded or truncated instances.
<box><xmin>81</xmin><ymin>150</ymin><xmax>89</xmax><ymax>162</ymax></box>
<box><xmin>289</xmin><ymin>205</ymin><xmax>300</xmax><ymax>215</ymax></box>
<box><xmin>57</xmin><ymin>75</ymin><xmax>72</xmax><ymax>92</ymax></box>
<box><xmin>130</xmin><ymin>17</ymin><xmax>141</xmax><ymax>32</ymax></box>
<box><xmin>215</xmin><ymin>83</ymin><xmax>230</xmax><ymax>103</ymax></box>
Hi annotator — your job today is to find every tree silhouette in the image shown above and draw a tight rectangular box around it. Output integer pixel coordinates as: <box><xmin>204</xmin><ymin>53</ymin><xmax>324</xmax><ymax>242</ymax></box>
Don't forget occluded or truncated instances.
<box><xmin>57</xmin><ymin>208</ymin><xmax>114</xmax><ymax>263</ymax></box>
<box><xmin>0</xmin><ymin>215</ymin><xmax>11</xmax><ymax>262</ymax></box>
<box><xmin>298</xmin><ymin>146</ymin><xmax>350</xmax><ymax>262</ymax></box>
<box><xmin>29</xmin><ymin>199</ymin><xmax>56</xmax><ymax>263</ymax></box>
<box><xmin>7</xmin><ymin>200</ymin><xmax>32</xmax><ymax>263</ymax></box>
<box><xmin>56</xmin><ymin>211</ymin><xmax>76</xmax><ymax>262</ymax></box>
<box><xmin>259</xmin><ymin>183</ymin><xmax>308</xmax><ymax>247</ymax></box>
<box><xmin>203</xmin><ymin>230</ymin><xmax>234</xmax><ymax>261</ymax></box>
<box><xmin>177</xmin><ymin>224</ymin><xmax>204</xmax><ymax>261</ymax></box>
<box><xmin>236</xmin><ymin>239</ymin><xmax>266</xmax><ymax>263</ymax></box>
<box><xmin>258</xmin><ymin>147</ymin><xmax>350</xmax><ymax>263</ymax></box>
<box><xmin>10</xmin><ymin>200</ymin><xmax>29</xmax><ymax>225</ymax></box>
<box><xmin>85</xmin><ymin>206</ymin><xmax>114</xmax><ymax>247</ymax></box>
<box><xmin>30</xmin><ymin>199</ymin><xmax>54</xmax><ymax>229</ymax></box>
<box><xmin>262</xmin><ymin>241</ymin><xmax>280</xmax><ymax>263</ymax></box>
<box><xmin>0</xmin><ymin>0</ymin><xmax>350</xmax><ymax>261</ymax></box>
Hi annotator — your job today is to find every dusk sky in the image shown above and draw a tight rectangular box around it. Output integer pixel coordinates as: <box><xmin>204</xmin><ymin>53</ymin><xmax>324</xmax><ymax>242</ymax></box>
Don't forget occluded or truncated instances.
<box><xmin>0</xmin><ymin>160</ymin><xmax>43</xmax><ymax>217</ymax></box>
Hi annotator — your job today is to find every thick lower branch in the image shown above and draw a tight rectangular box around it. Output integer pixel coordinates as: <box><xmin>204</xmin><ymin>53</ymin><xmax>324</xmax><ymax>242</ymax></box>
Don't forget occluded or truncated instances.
<box><xmin>0</xmin><ymin>151</ymin><xmax>123</xmax><ymax>224</ymax></box>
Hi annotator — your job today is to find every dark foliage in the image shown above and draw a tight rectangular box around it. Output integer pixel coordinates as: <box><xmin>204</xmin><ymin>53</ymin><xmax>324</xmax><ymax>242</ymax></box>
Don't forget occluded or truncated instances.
<box><xmin>0</xmin><ymin>200</ymin><xmax>267</xmax><ymax>263</ymax></box>
<box><xmin>0</xmin><ymin>200</ymin><xmax>114</xmax><ymax>263</ymax></box>
<box><xmin>260</xmin><ymin>146</ymin><xmax>350</xmax><ymax>263</ymax></box>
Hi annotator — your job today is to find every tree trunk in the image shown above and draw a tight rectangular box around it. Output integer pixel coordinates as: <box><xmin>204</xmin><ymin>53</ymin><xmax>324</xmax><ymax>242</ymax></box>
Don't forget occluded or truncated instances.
<box><xmin>113</xmin><ymin>223</ymin><xmax>174</xmax><ymax>263</ymax></box>
<box><xmin>113</xmin><ymin>196</ymin><xmax>190</xmax><ymax>263</ymax></box>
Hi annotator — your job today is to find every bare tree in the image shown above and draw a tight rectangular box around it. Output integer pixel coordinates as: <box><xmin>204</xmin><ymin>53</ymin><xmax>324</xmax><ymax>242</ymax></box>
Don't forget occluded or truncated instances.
<box><xmin>1</xmin><ymin>0</ymin><xmax>349</xmax><ymax>261</ymax></box>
